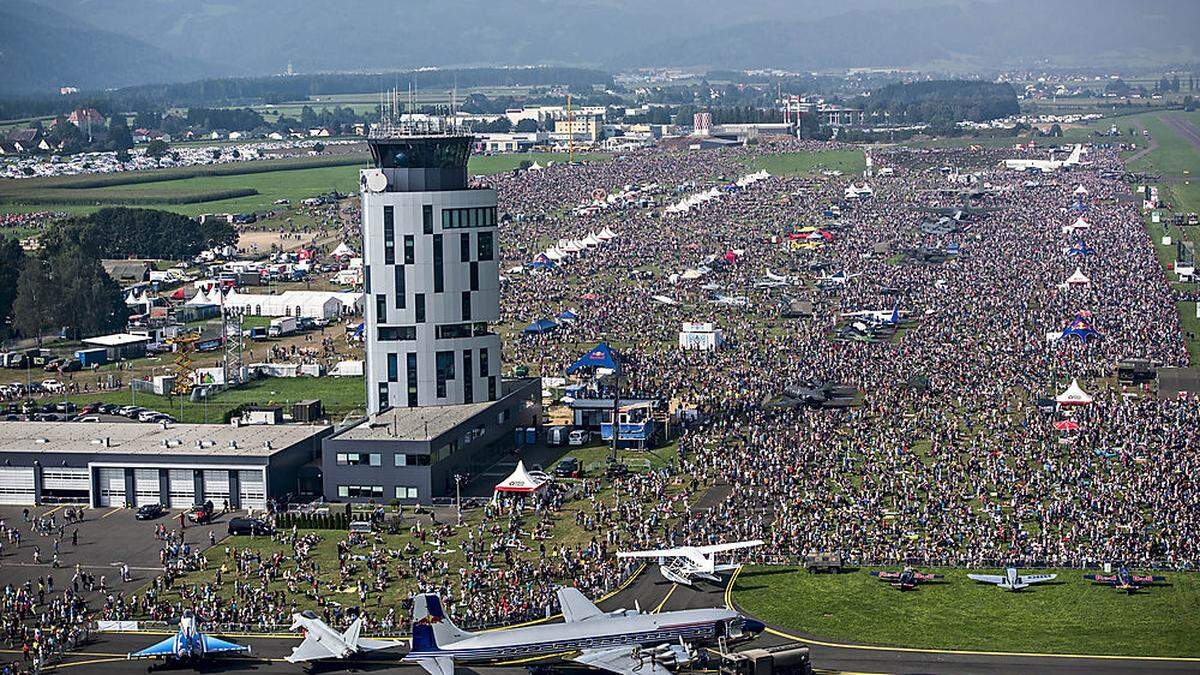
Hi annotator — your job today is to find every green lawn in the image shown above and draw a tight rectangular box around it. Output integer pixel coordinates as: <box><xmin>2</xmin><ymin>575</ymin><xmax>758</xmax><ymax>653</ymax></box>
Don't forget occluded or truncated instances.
<box><xmin>734</xmin><ymin>566</ymin><xmax>1200</xmax><ymax>657</ymax></box>
<box><xmin>52</xmin><ymin>376</ymin><xmax>365</xmax><ymax>424</ymax></box>
<box><xmin>744</xmin><ymin>149</ymin><xmax>865</xmax><ymax>176</ymax></box>
<box><xmin>0</xmin><ymin>152</ymin><xmax>610</xmax><ymax>217</ymax></box>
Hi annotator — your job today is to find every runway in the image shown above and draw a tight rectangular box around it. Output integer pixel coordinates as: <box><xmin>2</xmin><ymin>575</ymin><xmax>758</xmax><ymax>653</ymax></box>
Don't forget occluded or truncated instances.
<box><xmin>38</xmin><ymin>566</ymin><xmax>1199</xmax><ymax>675</ymax></box>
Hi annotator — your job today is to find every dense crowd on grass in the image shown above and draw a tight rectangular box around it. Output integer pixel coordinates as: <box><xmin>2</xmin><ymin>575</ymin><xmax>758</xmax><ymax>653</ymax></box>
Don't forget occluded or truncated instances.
<box><xmin>489</xmin><ymin>139</ymin><xmax>1195</xmax><ymax>571</ymax></box>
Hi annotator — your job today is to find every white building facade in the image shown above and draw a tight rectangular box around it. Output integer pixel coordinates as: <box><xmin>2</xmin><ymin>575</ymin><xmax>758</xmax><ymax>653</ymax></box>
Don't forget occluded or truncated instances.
<box><xmin>360</xmin><ymin>132</ymin><xmax>502</xmax><ymax>413</ymax></box>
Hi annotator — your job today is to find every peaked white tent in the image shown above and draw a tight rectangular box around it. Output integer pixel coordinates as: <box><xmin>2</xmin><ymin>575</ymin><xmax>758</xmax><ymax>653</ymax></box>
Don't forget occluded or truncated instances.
<box><xmin>1073</xmin><ymin>185</ymin><xmax>1089</xmax><ymax>195</ymax></box>
<box><xmin>330</xmin><ymin>242</ymin><xmax>356</xmax><ymax>259</ymax></box>
<box><xmin>1065</xmin><ymin>268</ymin><xmax>1090</xmax><ymax>287</ymax></box>
<box><xmin>598</xmin><ymin>226</ymin><xmax>618</xmax><ymax>240</ymax></box>
<box><xmin>1072</xmin><ymin>216</ymin><xmax>1091</xmax><ymax>230</ymax></box>
<box><xmin>1056</xmin><ymin>379</ymin><xmax>1093</xmax><ymax>406</ymax></box>
<box><xmin>493</xmin><ymin>460</ymin><xmax>547</xmax><ymax>498</ymax></box>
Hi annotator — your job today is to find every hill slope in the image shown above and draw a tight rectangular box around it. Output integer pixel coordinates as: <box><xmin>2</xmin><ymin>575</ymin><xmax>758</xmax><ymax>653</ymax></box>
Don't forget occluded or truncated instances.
<box><xmin>0</xmin><ymin>1</ymin><xmax>222</xmax><ymax>95</ymax></box>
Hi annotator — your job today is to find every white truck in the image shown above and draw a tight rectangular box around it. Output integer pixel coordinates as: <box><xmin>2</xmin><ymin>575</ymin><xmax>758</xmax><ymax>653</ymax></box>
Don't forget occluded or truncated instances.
<box><xmin>268</xmin><ymin>316</ymin><xmax>298</xmax><ymax>338</ymax></box>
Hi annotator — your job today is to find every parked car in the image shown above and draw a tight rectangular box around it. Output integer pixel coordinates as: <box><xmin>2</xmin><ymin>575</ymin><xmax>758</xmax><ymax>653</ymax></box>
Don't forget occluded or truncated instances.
<box><xmin>553</xmin><ymin>457</ymin><xmax>582</xmax><ymax>478</ymax></box>
<box><xmin>348</xmin><ymin>520</ymin><xmax>374</xmax><ymax>534</ymax></box>
<box><xmin>74</xmin><ymin>416</ymin><xmax>100</xmax><ymax>423</ymax></box>
<box><xmin>137</xmin><ymin>409</ymin><xmax>163</xmax><ymax>422</ymax></box>
<box><xmin>135</xmin><ymin>503</ymin><xmax>167</xmax><ymax>520</ymax></box>
<box><xmin>187</xmin><ymin>501</ymin><xmax>216</xmax><ymax>524</ymax></box>
<box><xmin>53</xmin><ymin>402</ymin><xmax>76</xmax><ymax>413</ymax></box>
<box><xmin>228</xmin><ymin>517</ymin><xmax>274</xmax><ymax>536</ymax></box>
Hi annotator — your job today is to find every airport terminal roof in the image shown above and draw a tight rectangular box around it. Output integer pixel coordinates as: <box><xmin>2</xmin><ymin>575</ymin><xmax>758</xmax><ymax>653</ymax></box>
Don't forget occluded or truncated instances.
<box><xmin>0</xmin><ymin>421</ymin><xmax>329</xmax><ymax>456</ymax></box>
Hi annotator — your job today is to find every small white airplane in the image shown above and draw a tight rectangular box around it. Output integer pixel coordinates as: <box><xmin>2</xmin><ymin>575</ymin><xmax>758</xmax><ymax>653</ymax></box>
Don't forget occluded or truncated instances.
<box><xmin>840</xmin><ymin>303</ymin><xmax>907</xmax><ymax>326</ymax></box>
<box><xmin>285</xmin><ymin>611</ymin><xmax>403</xmax><ymax>663</ymax></box>
<box><xmin>967</xmin><ymin>567</ymin><xmax>1057</xmax><ymax>592</ymax></box>
<box><xmin>617</xmin><ymin>540</ymin><xmax>764</xmax><ymax>585</ymax></box>
<box><xmin>817</xmin><ymin>270</ymin><xmax>861</xmax><ymax>286</ymax></box>
<box><xmin>1004</xmin><ymin>145</ymin><xmax>1085</xmax><ymax>172</ymax></box>
<box><xmin>711</xmin><ymin>294</ymin><xmax>751</xmax><ymax>307</ymax></box>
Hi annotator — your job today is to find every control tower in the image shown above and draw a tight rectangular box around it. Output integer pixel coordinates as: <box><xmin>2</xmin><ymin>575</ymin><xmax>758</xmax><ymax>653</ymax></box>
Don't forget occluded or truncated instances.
<box><xmin>359</xmin><ymin>122</ymin><xmax>500</xmax><ymax>413</ymax></box>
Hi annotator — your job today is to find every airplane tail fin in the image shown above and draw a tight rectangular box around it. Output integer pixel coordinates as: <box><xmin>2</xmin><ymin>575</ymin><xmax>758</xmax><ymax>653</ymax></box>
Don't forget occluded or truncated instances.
<box><xmin>342</xmin><ymin>617</ymin><xmax>363</xmax><ymax>651</ymax></box>
<box><xmin>412</xmin><ymin>594</ymin><xmax>474</xmax><ymax>653</ymax></box>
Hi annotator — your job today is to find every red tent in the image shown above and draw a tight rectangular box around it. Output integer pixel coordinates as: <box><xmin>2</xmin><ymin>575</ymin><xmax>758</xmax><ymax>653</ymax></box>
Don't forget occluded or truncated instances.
<box><xmin>493</xmin><ymin>461</ymin><xmax>546</xmax><ymax>498</ymax></box>
<box><xmin>1052</xmin><ymin>420</ymin><xmax>1080</xmax><ymax>431</ymax></box>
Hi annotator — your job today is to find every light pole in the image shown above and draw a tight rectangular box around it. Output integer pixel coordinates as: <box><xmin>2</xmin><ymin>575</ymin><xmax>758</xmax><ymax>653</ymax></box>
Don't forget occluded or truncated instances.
<box><xmin>454</xmin><ymin>473</ymin><xmax>463</xmax><ymax>526</ymax></box>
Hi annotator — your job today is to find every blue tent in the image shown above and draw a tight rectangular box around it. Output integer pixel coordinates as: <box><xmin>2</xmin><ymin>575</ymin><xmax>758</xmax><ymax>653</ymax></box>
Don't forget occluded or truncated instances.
<box><xmin>567</xmin><ymin>342</ymin><xmax>621</xmax><ymax>374</ymax></box>
<box><xmin>522</xmin><ymin>319</ymin><xmax>558</xmax><ymax>335</ymax></box>
<box><xmin>1061</xmin><ymin>314</ymin><xmax>1102</xmax><ymax>343</ymax></box>
<box><xmin>557</xmin><ymin>309</ymin><xmax>578</xmax><ymax>322</ymax></box>
<box><xmin>1068</xmin><ymin>241</ymin><xmax>1096</xmax><ymax>256</ymax></box>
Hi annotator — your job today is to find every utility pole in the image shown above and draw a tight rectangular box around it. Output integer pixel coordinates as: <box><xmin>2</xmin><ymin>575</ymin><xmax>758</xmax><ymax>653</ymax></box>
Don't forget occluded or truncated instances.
<box><xmin>454</xmin><ymin>473</ymin><xmax>463</xmax><ymax>526</ymax></box>
<box><xmin>567</xmin><ymin>93</ymin><xmax>574</xmax><ymax>165</ymax></box>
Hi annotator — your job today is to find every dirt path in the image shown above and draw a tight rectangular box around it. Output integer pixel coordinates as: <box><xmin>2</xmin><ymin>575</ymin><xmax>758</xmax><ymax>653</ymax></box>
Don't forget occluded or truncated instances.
<box><xmin>1124</xmin><ymin>118</ymin><xmax>1159</xmax><ymax>164</ymax></box>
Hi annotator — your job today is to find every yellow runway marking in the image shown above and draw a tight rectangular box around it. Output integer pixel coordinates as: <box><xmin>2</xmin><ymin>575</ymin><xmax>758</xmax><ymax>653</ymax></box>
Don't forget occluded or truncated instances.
<box><xmin>42</xmin><ymin>656</ymin><xmax>126</xmax><ymax>671</ymax></box>
<box><xmin>41</xmin><ymin>504</ymin><xmax>66</xmax><ymax>517</ymax></box>
<box><xmin>725</xmin><ymin>566</ymin><xmax>1200</xmax><ymax>663</ymax></box>
<box><xmin>651</xmin><ymin>583</ymin><xmax>678</xmax><ymax>613</ymax></box>
<box><xmin>100</xmin><ymin>507</ymin><xmax>123</xmax><ymax>519</ymax></box>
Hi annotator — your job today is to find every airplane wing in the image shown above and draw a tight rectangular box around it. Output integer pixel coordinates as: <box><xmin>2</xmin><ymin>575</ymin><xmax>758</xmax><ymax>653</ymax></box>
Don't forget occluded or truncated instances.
<box><xmin>286</xmin><ymin>636</ymin><xmax>339</xmax><ymax>663</ymax></box>
<box><xmin>128</xmin><ymin>636</ymin><xmax>177</xmax><ymax>659</ymax></box>
<box><xmin>617</xmin><ymin>548</ymin><xmax>687</xmax><ymax>560</ymax></box>
<box><xmin>1083</xmin><ymin>574</ymin><xmax>1115</xmax><ymax>583</ymax></box>
<box><xmin>694</xmin><ymin>540</ymin><xmax>764</xmax><ymax>555</ymax></box>
<box><xmin>967</xmin><ymin>574</ymin><xmax>1005</xmax><ymax>584</ymax></box>
<box><xmin>572</xmin><ymin>646</ymin><xmax>670</xmax><ymax>675</ymax></box>
<box><xmin>557</xmin><ymin>586</ymin><xmax>604</xmax><ymax>623</ymax></box>
<box><xmin>357</xmin><ymin>637</ymin><xmax>404</xmax><ymax>651</ymax></box>
<box><xmin>1132</xmin><ymin>575</ymin><xmax>1166</xmax><ymax>584</ymax></box>
<box><xmin>414</xmin><ymin>656</ymin><xmax>456</xmax><ymax>675</ymax></box>
<box><xmin>201</xmin><ymin>634</ymin><xmax>250</xmax><ymax>654</ymax></box>
<box><xmin>1018</xmin><ymin>574</ymin><xmax>1057</xmax><ymax>585</ymax></box>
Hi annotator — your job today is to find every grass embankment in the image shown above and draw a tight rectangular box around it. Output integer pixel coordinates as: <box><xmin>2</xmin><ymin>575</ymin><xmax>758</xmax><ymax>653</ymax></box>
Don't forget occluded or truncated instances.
<box><xmin>735</xmin><ymin>566</ymin><xmax>1200</xmax><ymax>657</ymax></box>
<box><xmin>744</xmin><ymin>149</ymin><xmax>866</xmax><ymax>177</ymax></box>
<box><xmin>51</xmin><ymin>376</ymin><xmax>365</xmax><ymax>424</ymax></box>
<box><xmin>0</xmin><ymin>152</ymin><xmax>611</xmax><ymax>217</ymax></box>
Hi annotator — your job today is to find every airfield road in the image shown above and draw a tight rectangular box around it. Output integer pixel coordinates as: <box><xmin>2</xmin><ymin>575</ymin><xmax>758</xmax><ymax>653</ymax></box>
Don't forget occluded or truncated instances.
<box><xmin>1159</xmin><ymin>114</ymin><xmax>1200</xmax><ymax>154</ymax></box>
<box><xmin>41</xmin><ymin>565</ymin><xmax>1200</xmax><ymax>675</ymax></box>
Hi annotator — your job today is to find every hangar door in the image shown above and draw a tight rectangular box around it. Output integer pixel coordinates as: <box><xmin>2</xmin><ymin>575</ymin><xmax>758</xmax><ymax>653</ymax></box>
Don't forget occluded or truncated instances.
<box><xmin>133</xmin><ymin>469</ymin><xmax>161</xmax><ymax>506</ymax></box>
<box><xmin>41</xmin><ymin>467</ymin><xmax>89</xmax><ymax>503</ymax></box>
<box><xmin>0</xmin><ymin>467</ymin><xmax>35</xmax><ymax>505</ymax></box>
<box><xmin>202</xmin><ymin>470</ymin><xmax>231</xmax><ymax>508</ymax></box>
<box><xmin>238</xmin><ymin>470</ymin><xmax>266</xmax><ymax>511</ymax></box>
<box><xmin>97</xmin><ymin>467</ymin><xmax>126</xmax><ymax>507</ymax></box>
<box><xmin>168</xmin><ymin>469</ymin><xmax>196</xmax><ymax>508</ymax></box>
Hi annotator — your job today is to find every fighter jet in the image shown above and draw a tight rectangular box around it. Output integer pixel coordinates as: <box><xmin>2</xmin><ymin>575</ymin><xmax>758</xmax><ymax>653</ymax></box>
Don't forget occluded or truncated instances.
<box><xmin>127</xmin><ymin>610</ymin><xmax>249</xmax><ymax>662</ymax></box>
<box><xmin>776</xmin><ymin>381</ymin><xmax>857</xmax><ymax>408</ymax></box>
<box><xmin>1083</xmin><ymin>567</ymin><xmax>1166</xmax><ymax>594</ymax></box>
<box><xmin>403</xmin><ymin>589</ymin><xmax>764</xmax><ymax>675</ymax></box>
<box><xmin>617</xmin><ymin>540</ymin><xmax>764</xmax><ymax>585</ymax></box>
<box><xmin>919</xmin><ymin>217</ymin><xmax>964</xmax><ymax>236</ymax></box>
<box><xmin>869</xmin><ymin>567</ymin><xmax>943</xmax><ymax>591</ymax></box>
<box><xmin>967</xmin><ymin>568</ymin><xmax>1057</xmax><ymax>591</ymax></box>
<box><xmin>285</xmin><ymin>611</ymin><xmax>403</xmax><ymax>663</ymax></box>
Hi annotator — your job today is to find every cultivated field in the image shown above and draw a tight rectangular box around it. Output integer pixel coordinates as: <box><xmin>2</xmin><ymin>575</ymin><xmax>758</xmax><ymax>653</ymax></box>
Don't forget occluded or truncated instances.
<box><xmin>0</xmin><ymin>151</ymin><xmax>609</xmax><ymax>217</ymax></box>
<box><xmin>734</xmin><ymin>566</ymin><xmax>1200</xmax><ymax>657</ymax></box>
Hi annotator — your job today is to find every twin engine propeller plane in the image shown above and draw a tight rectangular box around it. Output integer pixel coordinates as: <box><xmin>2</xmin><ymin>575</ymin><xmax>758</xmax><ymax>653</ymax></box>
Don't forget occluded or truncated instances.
<box><xmin>403</xmin><ymin>588</ymin><xmax>765</xmax><ymax>675</ymax></box>
<box><xmin>1083</xmin><ymin>566</ymin><xmax>1167</xmax><ymax>594</ymax></box>
<box><xmin>127</xmin><ymin>610</ymin><xmax>250</xmax><ymax>663</ymax></box>
<box><xmin>869</xmin><ymin>567</ymin><xmax>943</xmax><ymax>591</ymax></box>
<box><xmin>617</xmin><ymin>540</ymin><xmax>765</xmax><ymax>585</ymax></box>
<box><xmin>967</xmin><ymin>567</ymin><xmax>1057</xmax><ymax>591</ymax></box>
<box><xmin>285</xmin><ymin>610</ymin><xmax>404</xmax><ymax>663</ymax></box>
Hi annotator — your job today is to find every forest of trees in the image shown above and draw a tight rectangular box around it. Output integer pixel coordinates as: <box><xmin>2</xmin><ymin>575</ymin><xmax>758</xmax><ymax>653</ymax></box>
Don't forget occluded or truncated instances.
<box><xmin>856</xmin><ymin>80</ymin><xmax>1020</xmax><ymax>130</ymax></box>
<box><xmin>43</xmin><ymin>208</ymin><xmax>237</xmax><ymax>260</ymax></box>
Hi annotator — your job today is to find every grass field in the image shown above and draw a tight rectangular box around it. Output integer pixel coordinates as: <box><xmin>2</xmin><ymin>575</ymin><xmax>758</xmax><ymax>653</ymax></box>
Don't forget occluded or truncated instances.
<box><xmin>49</xmin><ymin>376</ymin><xmax>366</xmax><ymax>424</ymax></box>
<box><xmin>744</xmin><ymin>149</ymin><xmax>866</xmax><ymax>176</ymax></box>
<box><xmin>0</xmin><ymin>152</ymin><xmax>609</xmax><ymax>217</ymax></box>
<box><xmin>734</xmin><ymin>566</ymin><xmax>1200</xmax><ymax>657</ymax></box>
<box><xmin>1126</xmin><ymin>110</ymin><xmax>1200</xmax><ymax>214</ymax></box>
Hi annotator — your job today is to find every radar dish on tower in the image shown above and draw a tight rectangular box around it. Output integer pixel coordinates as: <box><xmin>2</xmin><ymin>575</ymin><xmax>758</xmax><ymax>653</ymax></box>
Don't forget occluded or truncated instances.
<box><xmin>363</xmin><ymin>169</ymin><xmax>388</xmax><ymax>193</ymax></box>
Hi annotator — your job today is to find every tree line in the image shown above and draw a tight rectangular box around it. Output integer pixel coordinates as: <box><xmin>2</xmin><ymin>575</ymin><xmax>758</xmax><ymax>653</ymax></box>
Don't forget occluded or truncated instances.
<box><xmin>1</xmin><ymin>208</ymin><xmax>237</xmax><ymax>343</ymax></box>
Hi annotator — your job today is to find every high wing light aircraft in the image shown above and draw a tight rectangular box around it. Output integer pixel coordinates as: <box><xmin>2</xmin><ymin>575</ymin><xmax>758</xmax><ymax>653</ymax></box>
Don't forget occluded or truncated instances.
<box><xmin>840</xmin><ymin>303</ymin><xmax>907</xmax><ymax>326</ymax></box>
<box><xmin>616</xmin><ymin>540</ymin><xmax>764</xmax><ymax>585</ymax></box>
<box><xmin>1004</xmin><ymin>144</ymin><xmax>1085</xmax><ymax>172</ymax></box>
<box><xmin>127</xmin><ymin>610</ymin><xmax>249</xmax><ymax>662</ymax></box>
<box><xmin>403</xmin><ymin>588</ymin><xmax>764</xmax><ymax>675</ymax></box>
<box><xmin>967</xmin><ymin>568</ymin><xmax>1057</xmax><ymax>591</ymax></box>
<box><xmin>1083</xmin><ymin>566</ymin><xmax>1166</xmax><ymax>594</ymax></box>
<box><xmin>285</xmin><ymin>611</ymin><xmax>403</xmax><ymax>663</ymax></box>
<box><xmin>817</xmin><ymin>270</ymin><xmax>861</xmax><ymax>286</ymax></box>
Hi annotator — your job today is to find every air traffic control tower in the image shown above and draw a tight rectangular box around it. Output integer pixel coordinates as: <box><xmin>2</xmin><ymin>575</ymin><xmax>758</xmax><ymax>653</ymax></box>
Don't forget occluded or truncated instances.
<box><xmin>359</xmin><ymin>124</ymin><xmax>501</xmax><ymax>413</ymax></box>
